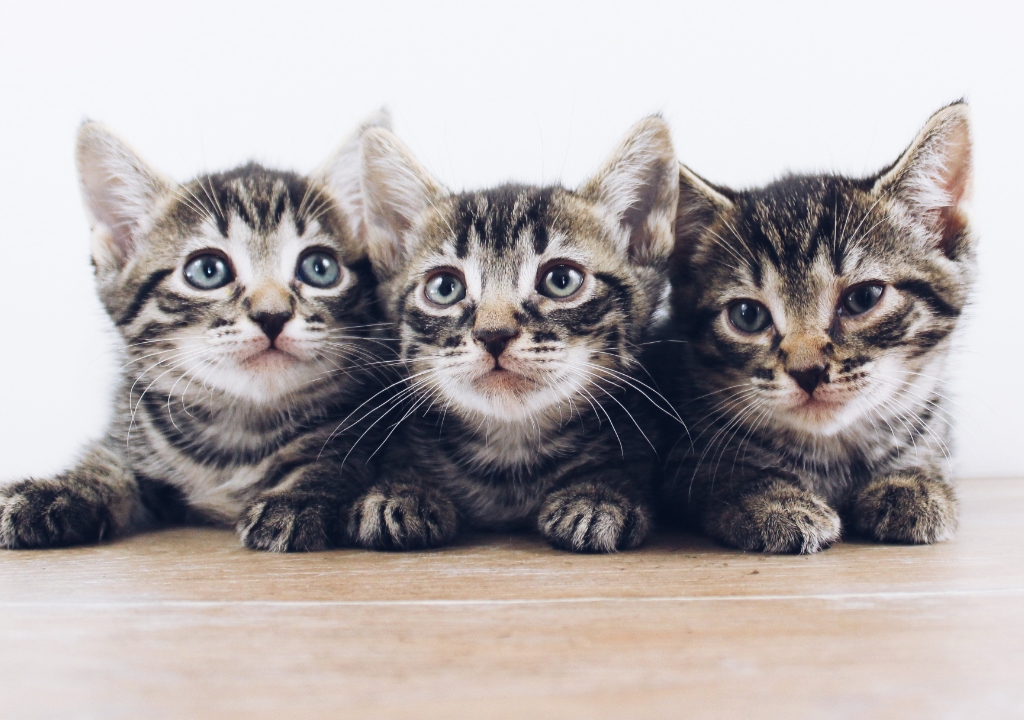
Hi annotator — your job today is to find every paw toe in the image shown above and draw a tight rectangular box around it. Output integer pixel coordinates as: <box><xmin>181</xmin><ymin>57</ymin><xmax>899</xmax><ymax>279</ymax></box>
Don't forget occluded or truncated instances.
<box><xmin>852</xmin><ymin>476</ymin><xmax>957</xmax><ymax>544</ymax></box>
<box><xmin>539</xmin><ymin>484</ymin><xmax>650</xmax><ymax>553</ymax></box>
<box><xmin>350</xmin><ymin>485</ymin><xmax>457</xmax><ymax>550</ymax></box>
<box><xmin>0</xmin><ymin>482</ymin><xmax>108</xmax><ymax>549</ymax></box>
<box><xmin>716</xmin><ymin>488</ymin><xmax>840</xmax><ymax>554</ymax></box>
<box><xmin>238</xmin><ymin>495</ymin><xmax>333</xmax><ymax>552</ymax></box>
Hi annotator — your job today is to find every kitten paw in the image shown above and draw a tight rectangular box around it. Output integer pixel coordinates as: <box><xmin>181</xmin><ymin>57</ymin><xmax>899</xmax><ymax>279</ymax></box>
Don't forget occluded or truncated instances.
<box><xmin>710</xmin><ymin>485</ymin><xmax>840</xmax><ymax>554</ymax></box>
<box><xmin>348</xmin><ymin>484</ymin><xmax>458</xmax><ymax>550</ymax></box>
<box><xmin>849</xmin><ymin>474</ymin><xmax>958</xmax><ymax>544</ymax></box>
<box><xmin>0</xmin><ymin>480</ymin><xmax>111</xmax><ymax>549</ymax></box>
<box><xmin>238</xmin><ymin>492</ymin><xmax>338</xmax><ymax>552</ymax></box>
<box><xmin>538</xmin><ymin>483</ymin><xmax>651</xmax><ymax>553</ymax></box>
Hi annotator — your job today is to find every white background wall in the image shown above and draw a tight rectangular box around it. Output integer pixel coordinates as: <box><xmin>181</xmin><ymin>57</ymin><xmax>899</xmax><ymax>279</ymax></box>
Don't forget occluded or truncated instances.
<box><xmin>0</xmin><ymin>1</ymin><xmax>1019</xmax><ymax>480</ymax></box>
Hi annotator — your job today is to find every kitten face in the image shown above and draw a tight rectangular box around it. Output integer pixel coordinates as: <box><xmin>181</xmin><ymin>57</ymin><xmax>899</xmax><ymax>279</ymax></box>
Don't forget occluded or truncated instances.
<box><xmin>78</xmin><ymin>122</ymin><xmax>381</xmax><ymax>406</ymax></box>
<box><xmin>129</xmin><ymin>168</ymin><xmax>372</xmax><ymax>403</ymax></box>
<box><xmin>386</xmin><ymin>186</ymin><xmax>657</xmax><ymax>421</ymax></box>
<box><xmin>360</xmin><ymin>118</ymin><xmax>678</xmax><ymax>425</ymax></box>
<box><xmin>673</xmin><ymin>102</ymin><xmax>973</xmax><ymax>440</ymax></box>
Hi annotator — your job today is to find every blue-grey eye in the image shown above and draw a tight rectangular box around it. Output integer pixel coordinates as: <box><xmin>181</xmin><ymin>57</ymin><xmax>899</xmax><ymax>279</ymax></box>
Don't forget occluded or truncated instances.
<box><xmin>842</xmin><ymin>283</ymin><xmax>884</xmax><ymax>315</ymax></box>
<box><xmin>184</xmin><ymin>253</ymin><xmax>233</xmax><ymax>290</ymax></box>
<box><xmin>728</xmin><ymin>300</ymin><xmax>772</xmax><ymax>333</ymax></box>
<box><xmin>297</xmin><ymin>251</ymin><xmax>341</xmax><ymax>288</ymax></box>
<box><xmin>424</xmin><ymin>271</ymin><xmax>466</xmax><ymax>306</ymax></box>
<box><xmin>539</xmin><ymin>265</ymin><xmax>584</xmax><ymax>299</ymax></box>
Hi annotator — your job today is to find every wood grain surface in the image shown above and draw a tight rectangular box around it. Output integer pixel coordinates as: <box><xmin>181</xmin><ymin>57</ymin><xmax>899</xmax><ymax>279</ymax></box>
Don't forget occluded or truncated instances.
<box><xmin>1</xmin><ymin>478</ymin><xmax>1022</xmax><ymax>719</ymax></box>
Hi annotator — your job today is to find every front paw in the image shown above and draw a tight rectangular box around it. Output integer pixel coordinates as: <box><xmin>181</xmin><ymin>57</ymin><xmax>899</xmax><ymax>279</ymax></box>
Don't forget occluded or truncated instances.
<box><xmin>538</xmin><ymin>483</ymin><xmax>651</xmax><ymax>553</ymax></box>
<box><xmin>348</xmin><ymin>484</ymin><xmax>458</xmax><ymax>550</ymax></box>
<box><xmin>0</xmin><ymin>480</ymin><xmax>110</xmax><ymax>549</ymax></box>
<box><xmin>709</xmin><ymin>484</ymin><xmax>841</xmax><ymax>554</ymax></box>
<box><xmin>238</xmin><ymin>492</ymin><xmax>339</xmax><ymax>552</ymax></box>
<box><xmin>849</xmin><ymin>474</ymin><xmax>957</xmax><ymax>544</ymax></box>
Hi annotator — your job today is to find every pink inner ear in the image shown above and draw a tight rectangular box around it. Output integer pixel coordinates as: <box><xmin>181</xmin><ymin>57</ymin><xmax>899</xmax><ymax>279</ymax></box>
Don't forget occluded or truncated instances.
<box><xmin>936</xmin><ymin>122</ymin><xmax>972</xmax><ymax>256</ymax></box>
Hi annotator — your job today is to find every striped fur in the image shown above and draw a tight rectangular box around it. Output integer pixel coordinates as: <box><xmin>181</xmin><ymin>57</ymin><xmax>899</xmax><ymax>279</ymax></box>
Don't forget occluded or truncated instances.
<box><xmin>0</xmin><ymin>115</ymin><xmax>397</xmax><ymax>552</ymax></box>
<box><xmin>658</xmin><ymin>102</ymin><xmax>974</xmax><ymax>553</ymax></box>
<box><xmin>355</xmin><ymin>117</ymin><xmax>679</xmax><ymax>552</ymax></box>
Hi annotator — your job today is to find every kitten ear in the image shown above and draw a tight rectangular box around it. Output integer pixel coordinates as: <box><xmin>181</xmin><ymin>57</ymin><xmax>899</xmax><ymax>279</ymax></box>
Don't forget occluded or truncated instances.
<box><xmin>676</xmin><ymin>163</ymin><xmax>734</xmax><ymax>256</ymax></box>
<box><xmin>578</xmin><ymin>116</ymin><xmax>679</xmax><ymax>265</ymax></box>
<box><xmin>317</xmin><ymin>108</ymin><xmax>393</xmax><ymax>244</ymax></box>
<box><xmin>872</xmin><ymin>101</ymin><xmax>973</xmax><ymax>258</ymax></box>
<box><xmin>76</xmin><ymin>122</ymin><xmax>171</xmax><ymax>270</ymax></box>
<box><xmin>360</xmin><ymin>127</ymin><xmax>445</xmax><ymax>278</ymax></box>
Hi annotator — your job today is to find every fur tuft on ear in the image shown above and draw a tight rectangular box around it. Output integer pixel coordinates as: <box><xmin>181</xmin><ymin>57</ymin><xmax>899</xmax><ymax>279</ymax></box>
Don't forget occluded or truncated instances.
<box><xmin>318</xmin><ymin>108</ymin><xmax>393</xmax><ymax>244</ymax></box>
<box><xmin>578</xmin><ymin>116</ymin><xmax>679</xmax><ymax>265</ymax></box>
<box><xmin>360</xmin><ymin>127</ymin><xmax>445</xmax><ymax>278</ymax></box>
<box><xmin>76</xmin><ymin>122</ymin><xmax>170</xmax><ymax>270</ymax></box>
<box><xmin>873</xmin><ymin>101</ymin><xmax>973</xmax><ymax>258</ymax></box>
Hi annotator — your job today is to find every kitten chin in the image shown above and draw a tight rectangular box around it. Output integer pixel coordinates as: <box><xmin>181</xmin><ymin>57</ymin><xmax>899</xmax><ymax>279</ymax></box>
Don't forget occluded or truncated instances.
<box><xmin>659</xmin><ymin>101</ymin><xmax>973</xmax><ymax>553</ymax></box>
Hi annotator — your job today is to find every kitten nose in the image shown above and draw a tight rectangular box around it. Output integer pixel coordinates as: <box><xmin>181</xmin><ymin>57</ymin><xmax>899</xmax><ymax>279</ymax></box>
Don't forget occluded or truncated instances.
<box><xmin>473</xmin><ymin>327</ymin><xmax>519</xmax><ymax>360</ymax></box>
<box><xmin>250</xmin><ymin>311</ymin><xmax>292</xmax><ymax>342</ymax></box>
<box><xmin>788</xmin><ymin>365</ymin><xmax>828</xmax><ymax>396</ymax></box>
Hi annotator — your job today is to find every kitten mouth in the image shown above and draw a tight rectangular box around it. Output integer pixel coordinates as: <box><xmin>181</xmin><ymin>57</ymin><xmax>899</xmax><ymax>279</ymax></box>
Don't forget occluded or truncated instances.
<box><xmin>789</xmin><ymin>395</ymin><xmax>844</xmax><ymax>418</ymax></box>
<box><xmin>473</xmin><ymin>367</ymin><xmax>536</xmax><ymax>393</ymax></box>
<box><xmin>241</xmin><ymin>347</ymin><xmax>297</xmax><ymax>370</ymax></box>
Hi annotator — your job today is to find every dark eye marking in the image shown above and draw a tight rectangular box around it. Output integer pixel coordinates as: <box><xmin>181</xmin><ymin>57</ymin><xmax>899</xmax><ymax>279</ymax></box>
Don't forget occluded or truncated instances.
<box><xmin>117</xmin><ymin>268</ymin><xmax>174</xmax><ymax>327</ymax></box>
<box><xmin>840</xmin><ymin>356</ymin><xmax>871</xmax><ymax>373</ymax></box>
<box><xmin>859</xmin><ymin>312</ymin><xmax>913</xmax><ymax>349</ymax></box>
<box><xmin>157</xmin><ymin>293</ymin><xmax>206</xmax><ymax>321</ymax></box>
<box><xmin>457</xmin><ymin>304</ymin><xmax>476</xmax><ymax>327</ymax></box>
<box><xmin>593</xmin><ymin>273</ymin><xmax>633</xmax><ymax>315</ymax></box>
<box><xmin>519</xmin><ymin>301</ymin><xmax>543</xmax><ymax>322</ymax></box>
<box><xmin>555</xmin><ymin>293</ymin><xmax>615</xmax><ymax>329</ymax></box>
<box><xmin>893</xmin><ymin>279</ymin><xmax>959</xmax><ymax>318</ymax></box>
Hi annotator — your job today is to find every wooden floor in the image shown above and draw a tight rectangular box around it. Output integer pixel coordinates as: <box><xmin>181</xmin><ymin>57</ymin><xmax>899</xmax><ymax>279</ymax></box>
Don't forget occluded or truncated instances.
<box><xmin>1</xmin><ymin>478</ymin><xmax>1022</xmax><ymax>719</ymax></box>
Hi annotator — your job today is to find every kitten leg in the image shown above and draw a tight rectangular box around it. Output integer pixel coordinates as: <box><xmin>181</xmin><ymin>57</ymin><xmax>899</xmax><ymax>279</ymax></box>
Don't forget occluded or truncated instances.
<box><xmin>703</xmin><ymin>478</ymin><xmax>841</xmax><ymax>554</ymax></box>
<box><xmin>848</xmin><ymin>473</ymin><xmax>958</xmax><ymax>544</ymax></box>
<box><xmin>346</xmin><ymin>482</ymin><xmax>458</xmax><ymax>551</ymax></box>
<box><xmin>538</xmin><ymin>480</ymin><xmax>651</xmax><ymax>553</ymax></box>
<box><xmin>0</xmin><ymin>442</ymin><xmax>141</xmax><ymax>549</ymax></box>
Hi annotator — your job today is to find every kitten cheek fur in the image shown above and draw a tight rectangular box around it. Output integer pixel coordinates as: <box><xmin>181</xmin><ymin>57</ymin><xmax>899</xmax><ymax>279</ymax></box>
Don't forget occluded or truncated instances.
<box><xmin>660</xmin><ymin>101</ymin><xmax>973</xmax><ymax>553</ymax></box>
<box><xmin>1</xmin><ymin>112</ymin><xmax>400</xmax><ymax>552</ymax></box>
<box><xmin>357</xmin><ymin>117</ymin><xmax>678</xmax><ymax>553</ymax></box>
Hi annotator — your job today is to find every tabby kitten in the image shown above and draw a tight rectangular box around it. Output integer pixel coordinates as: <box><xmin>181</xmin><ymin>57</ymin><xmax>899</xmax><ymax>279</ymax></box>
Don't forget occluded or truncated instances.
<box><xmin>659</xmin><ymin>102</ymin><xmax>973</xmax><ymax>553</ymax></box>
<box><xmin>0</xmin><ymin>115</ymin><xmax>393</xmax><ymax>551</ymax></box>
<box><xmin>347</xmin><ymin>117</ymin><xmax>679</xmax><ymax>552</ymax></box>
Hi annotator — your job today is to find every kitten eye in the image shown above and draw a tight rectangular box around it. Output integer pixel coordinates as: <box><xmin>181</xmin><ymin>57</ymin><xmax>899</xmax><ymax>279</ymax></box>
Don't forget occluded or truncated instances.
<box><xmin>728</xmin><ymin>300</ymin><xmax>772</xmax><ymax>334</ymax></box>
<box><xmin>842</xmin><ymin>283</ymin><xmax>884</xmax><ymax>315</ymax></box>
<box><xmin>297</xmin><ymin>251</ymin><xmax>341</xmax><ymax>288</ymax></box>
<box><xmin>539</xmin><ymin>265</ymin><xmax>584</xmax><ymax>299</ymax></box>
<box><xmin>184</xmin><ymin>253</ymin><xmax>233</xmax><ymax>290</ymax></box>
<box><xmin>424</xmin><ymin>271</ymin><xmax>466</xmax><ymax>306</ymax></box>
